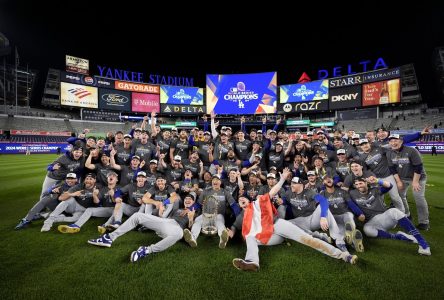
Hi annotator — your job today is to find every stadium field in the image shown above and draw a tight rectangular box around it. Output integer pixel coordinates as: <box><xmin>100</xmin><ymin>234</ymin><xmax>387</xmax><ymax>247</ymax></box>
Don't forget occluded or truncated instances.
<box><xmin>0</xmin><ymin>154</ymin><xmax>443</xmax><ymax>299</ymax></box>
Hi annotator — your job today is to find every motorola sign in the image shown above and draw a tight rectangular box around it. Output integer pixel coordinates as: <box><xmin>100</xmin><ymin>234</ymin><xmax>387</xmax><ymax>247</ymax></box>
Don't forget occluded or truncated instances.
<box><xmin>278</xmin><ymin>100</ymin><xmax>328</xmax><ymax>113</ymax></box>
<box><xmin>328</xmin><ymin>85</ymin><xmax>362</xmax><ymax>110</ymax></box>
<box><xmin>283</xmin><ymin>103</ymin><xmax>292</xmax><ymax>112</ymax></box>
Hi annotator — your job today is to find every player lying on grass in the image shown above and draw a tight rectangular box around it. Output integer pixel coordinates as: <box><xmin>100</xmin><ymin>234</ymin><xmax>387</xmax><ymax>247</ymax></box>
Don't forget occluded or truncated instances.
<box><xmin>87</xmin><ymin>194</ymin><xmax>198</xmax><ymax>263</ymax></box>
<box><xmin>231</xmin><ymin>168</ymin><xmax>358</xmax><ymax>272</ymax></box>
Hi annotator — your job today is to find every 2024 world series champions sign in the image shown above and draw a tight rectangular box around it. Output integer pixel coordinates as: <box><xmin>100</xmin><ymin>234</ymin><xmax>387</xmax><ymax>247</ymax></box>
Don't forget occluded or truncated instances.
<box><xmin>206</xmin><ymin>72</ymin><xmax>277</xmax><ymax>115</ymax></box>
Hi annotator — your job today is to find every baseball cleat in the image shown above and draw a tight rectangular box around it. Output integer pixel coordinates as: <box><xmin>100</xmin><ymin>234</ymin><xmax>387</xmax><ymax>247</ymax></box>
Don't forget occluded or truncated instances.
<box><xmin>417</xmin><ymin>223</ymin><xmax>430</xmax><ymax>231</ymax></box>
<box><xmin>219</xmin><ymin>228</ymin><xmax>229</xmax><ymax>249</ymax></box>
<box><xmin>352</xmin><ymin>229</ymin><xmax>365</xmax><ymax>252</ymax></box>
<box><xmin>130</xmin><ymin>246</ymin><xmax>151</xmax><ymax>262</ymax></box>
<box><xmin>232</xmin><ymin>258</ymin><xmax>259</xmax><ymax>272</ymax></box>
<box><xmin>15</xmin><ymin>218</ymin><xmax>31</xmax><ymax>230</ymax></box>
<box><xmin>183</xmin><ymin>229</ymin><xmax>197</xmax><ymax>248</ymax></box>
<box><xmin>40</xmin><ymin>222</ymin><xmax>52</xmax><ymax>232</ymax></box>
<box><xmin>58</xmin><ymin>224</ymin><xmax>80</xmax><ymax>233</ymax></box>
<box><xmin>106</xmin><ymin>221</ymin><xmax>121</xmax><ymax>231</ymax></box>
<box><xmin>313</xmin><ymin>231</ymin><xmax>332</xmax><ymax>244</ymax></box>
<box><xmin>97</xmin><ymin>225</ymin><xmax>107</xmax><ymax>234</ymax></box>
<box><xmin>87</xmin><ymin>234</ymin><xmax>112</xmax><ymax>248</ymax></box>
<box><xmin>344</xmin><ymin>222</ymin><xmax>354</xmax><ymax>245</ymax></box>
<box><xmin>418</xmin><ymin>246</ymin><xmax>431</xmax><ymax>256</ymax></box>
<box><xmin>343</xmin><ymin>254</ymin><xmax>358</xmax><ymax>265</ymax></box>
<box><xmin>396</xmin><ymin>231</ymin><xmax>418</xmax><ymax>243</ymax></box>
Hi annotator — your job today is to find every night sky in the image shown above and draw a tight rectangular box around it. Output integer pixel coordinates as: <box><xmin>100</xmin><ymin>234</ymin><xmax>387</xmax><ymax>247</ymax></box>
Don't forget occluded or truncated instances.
<box><xmin>1</xmin><ymin>1</ymin><xmax>444</xmax><ymax>107</ymax></box>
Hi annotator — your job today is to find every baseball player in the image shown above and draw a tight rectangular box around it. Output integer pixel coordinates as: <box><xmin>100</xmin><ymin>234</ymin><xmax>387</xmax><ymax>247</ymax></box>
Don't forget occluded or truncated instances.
<box><xmin>15</xmin><ymin>173</ymin><xmax>78</xmax><ymax>230</ymax></box>
<box><xmin>41</xmin><ymin>173</ymin><xmax>98</xmax><ymax>232</ymax></box>
<box><xmin>85</xmin><ymin>150</ymin><xmax>114</xmax><ymax>187</ymax></box>
<box><xmin>285</xmin><ymin>176</ymin><xmax>348</xmax><ymax>252</ymax></box>
<box><xmin>139</xmin><ymin>175</ymin><xmax>178</xmax><ymax>217</ymax></box>
<box><xmin>358</xmin><ymin>138</ymin><xmax>405</xmax><ymax>212</ymax></box>
<box><xmin>320</xmin><ymin>175</ymin><xmax>364</xmax><ymax>252</ymax></box>
<box><xmin>39</xmin><ymin>146</ymin><xmax>84</xmax><ymax>205</ymax></box>
<box><xmin>57</xmin><ymin>171</ymin><xmax>120</xmax><ymax>233</ymax></box>
<box><xmin>231</xmin><ymin>168</ymin><xmax>357</xmax><ymax>272</ymax></box>
<box><xmin>94</xmin><ymin>171</ymin><xmax>150</xmax><ymax>233</ymax></box>
<box><xmin>183</xmin><ymin>174</ymin><xmax>240</xmax><ymax>249</ymax></box>
<box><xmin>343</xmin><ymin>160</ymin><xmax>376</xmax><ymax>191</ymax></box>
<box><xmin>349</xmin><ymin>177</ymin><xmax>431</xmax><ymax>256</ymax></box>
<box><xmin>258</xmin><ymin>172</ymin><xmax>286</xmax><ymax>218</ymax></box>
<box><xmin>387</xmin><ymin>134</ymin><xmax>430</xmax><ymax>230</ymax></box>
<box><xmin>87</xmin><ymin>194</ymin><xmax>198</xmax><ymax>263</ymax></box>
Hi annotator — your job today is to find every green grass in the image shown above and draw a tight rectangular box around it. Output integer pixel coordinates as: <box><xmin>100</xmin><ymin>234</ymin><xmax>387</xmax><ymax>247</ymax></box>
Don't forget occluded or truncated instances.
<box><xmin>1</xmin><ymin>154</ymin><xmax>443</xmax><ymax>299</ymax></box>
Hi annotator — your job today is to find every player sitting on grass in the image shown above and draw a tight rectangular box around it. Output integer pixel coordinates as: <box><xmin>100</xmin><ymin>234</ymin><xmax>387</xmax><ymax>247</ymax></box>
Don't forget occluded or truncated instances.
<box><xmin>87</xmin><ymin>194</ymin><xmax>198</xmax><ymax>263</ymax></box>
<box><xmin>349</xmin><ymin>176</ymin><xmax>431</xmax><ymax>256</ymax></box>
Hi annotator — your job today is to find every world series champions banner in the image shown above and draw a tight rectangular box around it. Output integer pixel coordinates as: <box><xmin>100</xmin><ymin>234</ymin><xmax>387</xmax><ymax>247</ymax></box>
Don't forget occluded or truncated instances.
<box><xmin>160</xmin><ymin>86</ymin><xmax>204</xmax><ymax>106</ymax></box>
<box><xmin>206</xmin><ymin>72</ymin><xmax>277</xmax><ymax>115</ymax></box>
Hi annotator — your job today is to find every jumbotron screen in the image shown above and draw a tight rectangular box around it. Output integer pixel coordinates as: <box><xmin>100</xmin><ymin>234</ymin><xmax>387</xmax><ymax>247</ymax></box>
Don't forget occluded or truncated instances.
<box><xmin>206</xmin><ymin>72</ymin><xmax>277</xmax><ymax>115</ymax></box>
<box><xmin>280</xmin><ymin>80</ymin><xmax>329</xmax><ymax>103</ymax></box>
<box><xmin>160</xmin><ymin>86</ymin><xmax>204</xmax><ymax>106</ymax></box>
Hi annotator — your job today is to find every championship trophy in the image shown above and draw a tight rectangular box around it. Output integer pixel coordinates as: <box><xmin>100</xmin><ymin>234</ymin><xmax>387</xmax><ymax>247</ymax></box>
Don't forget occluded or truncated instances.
<box><xmin>201</xmin><ymin>195</ymin><xmax>218</xmax><ymax>235</ymax></box>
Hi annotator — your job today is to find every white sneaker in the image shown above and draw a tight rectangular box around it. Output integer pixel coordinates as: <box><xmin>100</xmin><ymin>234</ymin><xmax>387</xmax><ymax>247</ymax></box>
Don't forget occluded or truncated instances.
<box><xmin>352</xmin><ymin>229</ymin><xmax>365</xmax><ymax>252</ymax></box>
<box><xmin>418</xmin><ymin>246</ymin><xmax>431</xmax><ymax>256</ymax></box>
<box><xmin>232</xmin><ymin>258</ymin><xmax>260</xmax><ymax>271</ymax></box>
<box><xmin>340</xmin><ymin>253</ymin><xmax>358</xmax><ymax>265</ymax></box>
<box><xmin>41</xmin><ymin>222</ymin><xmax>52</xmax><ymax>232</ymax></box>
<box><xmin>183</xmin><ymin>229</ymin><xmax>197</xmax><ymax>248</ymax></box>
<box><xmin>219</xmin><ymin>228</ymin><xmax>229</xmax><ymax>249</ymax></box>
<box><xmin>344</xmin><ymin>222</ymin><xmax>354</xmax><ymax>245</ymax></box>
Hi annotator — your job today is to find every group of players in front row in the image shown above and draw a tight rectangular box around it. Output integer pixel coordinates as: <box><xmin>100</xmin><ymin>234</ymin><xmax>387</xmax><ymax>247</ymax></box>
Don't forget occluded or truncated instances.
<box><xmin>15</xmin><ymin>136</ymin><xmax>431</xmax><ymax>271</ymax></box>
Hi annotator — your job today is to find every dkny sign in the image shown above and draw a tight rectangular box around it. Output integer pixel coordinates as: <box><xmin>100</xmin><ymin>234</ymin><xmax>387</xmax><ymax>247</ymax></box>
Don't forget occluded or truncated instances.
<box><xmin>328</xmin><ymin>85</ymin><xmax>362</xmax><ymax>110</ymax></box>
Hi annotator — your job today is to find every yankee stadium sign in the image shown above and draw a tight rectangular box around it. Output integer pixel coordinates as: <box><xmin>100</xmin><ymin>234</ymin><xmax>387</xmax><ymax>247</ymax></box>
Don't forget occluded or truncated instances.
<box><xmin>97</xmin><ymin>66</ymin><xmax>194</xmax><ymax>87</ymax></box>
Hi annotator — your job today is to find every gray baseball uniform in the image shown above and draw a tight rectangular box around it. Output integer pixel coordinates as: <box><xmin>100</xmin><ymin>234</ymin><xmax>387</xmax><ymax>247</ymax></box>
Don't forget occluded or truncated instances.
<box><xmin>237</xmin><ymin>193</ymin><xmax>347</xmax><ymax>266</ymax></box>
<box><xmin>386</xmin><ymin>145</ymin><xmax>429</xmax><ymax>224</ymax></box>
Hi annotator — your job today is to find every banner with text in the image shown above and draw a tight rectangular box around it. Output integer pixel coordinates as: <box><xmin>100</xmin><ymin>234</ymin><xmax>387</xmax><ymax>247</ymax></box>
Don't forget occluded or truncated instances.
<box><xmin>161</xmin><ymin>104</ymin><xmax>205</xmax><ymax>115</ymax></box>
<box><xmin>328</xmin><ymin>85</ymin><xmax>362</xmax><ymax>110</ymax></box>
<box><xmin>82</xmin><ymin>109</ymin><xmax>121</xmax><ymax>122</ymax></box>
<box><xmin>60</xmin><ymin>82</ymin><xmax>98</xmax><ymax>108</ymax></box>
<box><xmin>115</xmin><ymin>81</ymin><xmax>160</xmax><ymax>94</ymax></box>
<box><xmin>11</xmin><ymin>130</ymin><xmax>72</xmax><ymax>136</ymax></box>
<box><xmin>405</xmin><ymin>142</ymin><xmax>444</xmax><ymax>154</ymax></box>
<box><xmin>206</xmin><ymin>72</ymin><xmax>277</xmax><ymax>114</ymax></box>
<box><xmin>280</xmin><ymin>80</ymin><xmax>329</xmax><ymax>103</ymax></box>
<box><xmin>362</xmin><ymin>79</ymin><xmax>401</xmax><ymax>106</ymax></box>
<box><xmin>61</xmin><ymin>71</ymin><xmax>115</xmax><ymax>88</ymax></box>
<box><xmin>132</xmin><ymin>92</ymin><xmax>160</xmax><ymax>113</ymax></box>
<box><xmin>363</xmin><ymin>67</ymin><xmax>401</xmax><ymax>83</ymax></box>
<box><xmin>160</xmin><ymin>86</ymin><xmax>204</xmax><ymax>106</ymax></box>
<box><xmin>0</xmin><ymin>143</ymin><xmax>70</xmax><ymax>154</ymax></box>
<box><xmin>98</xmin><ymin>88</ymin><xmax>131</xmax><ymax>111</ymax></box>
<box><xmin>65</xmin><ymin>55</ymin><xmax>89</xmax><ymax>75</ymax></box>
<box><xmin>329</xmin><ymin>74</ymin><xmax>363</xmax><ymax>89</ymax></box>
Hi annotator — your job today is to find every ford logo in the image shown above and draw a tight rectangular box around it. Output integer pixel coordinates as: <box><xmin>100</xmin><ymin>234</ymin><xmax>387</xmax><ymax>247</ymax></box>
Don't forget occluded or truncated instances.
<box><xmin>102</xmin><ymin>94</ymin><xmax>129</xmax><ymax>104</ymax></box>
